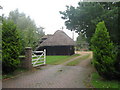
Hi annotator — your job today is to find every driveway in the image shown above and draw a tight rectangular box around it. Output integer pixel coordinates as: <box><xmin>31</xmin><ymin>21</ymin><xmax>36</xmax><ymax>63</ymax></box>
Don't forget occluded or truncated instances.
<box><xmin>3</xmin><ymin>51</ymin><xmax>94</xmax><ymax>88</ymax></box>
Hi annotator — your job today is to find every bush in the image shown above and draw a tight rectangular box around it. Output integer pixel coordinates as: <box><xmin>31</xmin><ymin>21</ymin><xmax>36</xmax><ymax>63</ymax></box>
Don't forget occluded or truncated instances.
<box><xmin>91</xmin><ymin>21</ymin><xmax>117</xmax><ymax>80</ymax></box>
<box><xmin>2</xmin><ymin>20</ymin><xmax>21</xmax><ymax>74</ymax></box>
<box><xmin>114</xmin><ymin>45</ymin><xmax>120</xmax><ymax>80</ymax></box>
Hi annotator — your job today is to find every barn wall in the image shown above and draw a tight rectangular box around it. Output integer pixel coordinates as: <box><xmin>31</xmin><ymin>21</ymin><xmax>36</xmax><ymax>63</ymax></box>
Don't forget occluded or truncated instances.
<box><xmin>37</xmin><ymin>46</ymin><xmax>75</xmax><ymax>55</ymax></box>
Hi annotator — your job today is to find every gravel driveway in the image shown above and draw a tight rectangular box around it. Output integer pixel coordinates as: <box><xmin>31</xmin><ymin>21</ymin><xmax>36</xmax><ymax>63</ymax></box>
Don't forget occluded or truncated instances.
<box><xmin>3</xmin><ymin>51</ymin><xmax>94</xmax><ymax>88</ymax></box>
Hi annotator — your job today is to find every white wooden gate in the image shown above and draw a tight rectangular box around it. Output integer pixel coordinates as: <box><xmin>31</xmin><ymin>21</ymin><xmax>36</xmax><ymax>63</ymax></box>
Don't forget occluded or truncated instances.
<box><xmin>32</xmin><ymin>49</ymin><xmax>46</xmax><ymax>67</ymax></box>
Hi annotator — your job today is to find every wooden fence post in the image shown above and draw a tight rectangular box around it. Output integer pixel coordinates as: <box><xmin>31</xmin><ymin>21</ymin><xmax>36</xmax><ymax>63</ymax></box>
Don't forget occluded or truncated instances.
<box><xmin>24</xmin><ymin>47</ymin><xmax>33</xmax><ymax>69</ymax></box>
<box><xmin>44</xmin><ymin>49</ymin><xmax>46</xmax><ymax>64</ymax></box>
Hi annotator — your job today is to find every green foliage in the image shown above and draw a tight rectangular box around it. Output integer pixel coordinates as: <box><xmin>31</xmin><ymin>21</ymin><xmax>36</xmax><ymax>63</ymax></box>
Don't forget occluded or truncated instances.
<box><xmin>91</xmin><ymin>72</ymin><xmax>119</xmax><ymax>88</ymax></box>
<box><xmin>0</xmin><ymin>16</ymin><xmax>2</xmax><ymax>75</ymax></box>
<box><xmin>115</xmin><ymin>45</ymin><xmax>120</xmax><ymax>79</ymax></box>
<box><xmin>8</xmin><ymin>9</ymin><xmax>45</xmax><ymax>54</ymax></box>
<box><xmin>60</xmin><ymin>2</ymin><xmax>103</xmax><ymax>42</ymax></box>
<box><xmin>0</xmin><ymin>16</ymin><xmax>2</xmax><ymax>61</ymax></box>
<box><xmin>76</xmin><ymin>33</ymin><xmax>88</xmax><ymax>50</ymax></box>
<box><xmin>2</xmin><ymin>20</ymin><xmax>20</xmax><ymax>74</ymax></box>
<box><xmin>60</xmin><ymin>2</ymin><xmax>119</xmax><ymax>44</ymax></box>
<box><xmin>61</xmin><ymin>1</ymin><xmax>120</xmax><ymax>80</ymax></box>
<box><xmin>3</xmin><ymin>67</ymin><xmax>28</xmax><ymax>79</ymax></box>
<box><xmin>91</xmin><ymin>21</ymin><xmax>117</xmax><ymax>80</ymax></box>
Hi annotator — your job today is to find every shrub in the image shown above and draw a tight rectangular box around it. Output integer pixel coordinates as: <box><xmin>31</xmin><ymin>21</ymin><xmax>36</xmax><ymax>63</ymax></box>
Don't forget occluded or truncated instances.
<box><xmin>91</xmin><ymin>21</ymin><xmax>117</xmax><ymax>80</ymax></box>
<box><xmin>114</xmin><ymin>45</ymin><xmax>120</xmax><ymax>80</ymax></box>
<box><xmin>2</xmin><ymin>20</ymin><xmax>20</xmax><ymax>74</ymax></box>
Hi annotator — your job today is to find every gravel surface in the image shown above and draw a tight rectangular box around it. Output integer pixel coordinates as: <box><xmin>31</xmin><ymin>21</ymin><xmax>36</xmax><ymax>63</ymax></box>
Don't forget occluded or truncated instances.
<box><xmin>3</xmin><ymin>51</ymin><xmax>95</xmax><ymax>88</ymax></box>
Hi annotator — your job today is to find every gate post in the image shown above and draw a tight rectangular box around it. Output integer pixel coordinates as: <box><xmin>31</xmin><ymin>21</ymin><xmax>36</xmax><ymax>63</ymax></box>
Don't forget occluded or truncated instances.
<box><xmin>24</xmin><ymin>47</ymin><xmax>33</xmax><ymax>69</ymax></box>
<box><xmin>44</xmin><ymin>49</ymin><xmax>46</xmax><ymax>64</ymax></box>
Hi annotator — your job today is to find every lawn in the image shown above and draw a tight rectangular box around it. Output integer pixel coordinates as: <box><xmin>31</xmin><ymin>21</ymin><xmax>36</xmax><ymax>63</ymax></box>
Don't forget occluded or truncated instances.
<box><xmin>46</xmin><ymin>54</ymin><xmax>80</xmax><ymax>65</ymax></box>
<box><xmin>32</xmin><ymin>54</ymin><xmax>80</xmax><ymax>66</ymax></box>
<box><xmin>66</xmin><ymin>53</ymin><xmax>90</xmax><ymax>66</ymax></box>
<box><xmin>32</xmin><ymin>54</ymin><xmax>80</xmax><ymax>65</ymax></box>
<box><xmin>91</xmin><ymin>72</ymin><xmax>120</xmax><ymax>88</ymax></box>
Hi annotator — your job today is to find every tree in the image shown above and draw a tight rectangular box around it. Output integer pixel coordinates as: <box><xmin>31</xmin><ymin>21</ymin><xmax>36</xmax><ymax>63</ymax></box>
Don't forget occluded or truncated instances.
<box><xmin>8</xmin><ymin>9</ymin><xmax>45</xmax><ymax>54</ymax></box>
<box><xmin>0</xmin><ymin>14</ymin><xmax>2</xmax><ymax>70</ymax></box>
<box><xmin>60</xmin><ymin>2</ymin><xmax>120</xmax><ymax>78</ymax></box>
<box><xmin>2</xmin><ymin>20</ymin><xmax>20</xmax><ymax>73</ymax></box>
<box><xmin>60</xmin><ymin>2</ymin><xmax>104</xmax><ymax>42</ymax></box>
<box><xmin>91</xmin><ymin>21</ymin><xmax>117</xmax><ymax>80</ymax></box>
<box><xmin>0</xmin><ymin>28</ymin><xmax>1</xmax><ymax>50</ymax></box>
<box><xmin>60</xmin><ymin>2</ymin><xmax>120</xmax><ymax>44</ymax></box>
<box><xmin>76</xmin><ymin>33</ymin><xmax>88</xmax><ymax>50</ymax></box>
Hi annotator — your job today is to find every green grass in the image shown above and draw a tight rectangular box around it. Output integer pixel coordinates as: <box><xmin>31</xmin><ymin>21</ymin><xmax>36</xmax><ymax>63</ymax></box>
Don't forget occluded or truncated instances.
<box><xmin>66</xmin><ymin>53</ymin><xmax>90</xmax><ymax>66</ymax></box>
<box><xmin>3</xmin><ymin>74</ymin><xmax>13</xmax><ymax>79</ymax></box>
<box><xmin>19</xmin><ymin>55</ymin><xmax>25</xmax><ymax>58</ymax></box>
<box><xmin>46</xmin><ymin>54</ymin><xmax>80</xmax><ymax>65</ymax></box>
<box><xmin>32</xmin><ymin>54</ymin><xmax>80</xmax><ymax>65</ymax></box>
<box><xmin>0</xmin><ymin>75</ymin><xmax>2</xmax><ymax>79</ymax></box>
<box><xmin>32</xmin><ymin>55</ymin><xmax>45</xmax><ymax>65</ymax></box>
<box><xmin>91</xmin><ymin>72</ymin><xmax>120</xmax><ymax>88</ymax></box>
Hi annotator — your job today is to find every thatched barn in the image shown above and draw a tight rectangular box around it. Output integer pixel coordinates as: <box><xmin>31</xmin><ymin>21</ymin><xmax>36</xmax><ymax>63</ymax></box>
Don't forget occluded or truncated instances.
<box><xmin>36</xmin><ymin>30</ymin><xmax>76</xmax><ymax>55</ymax></box>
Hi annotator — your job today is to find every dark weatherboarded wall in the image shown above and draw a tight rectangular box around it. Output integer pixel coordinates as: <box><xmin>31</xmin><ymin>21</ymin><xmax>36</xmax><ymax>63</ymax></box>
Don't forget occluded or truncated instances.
<box><xmin>37</xmin><ymin>46</ymin><xmax>74</xmax><ymax>55</ymax></box>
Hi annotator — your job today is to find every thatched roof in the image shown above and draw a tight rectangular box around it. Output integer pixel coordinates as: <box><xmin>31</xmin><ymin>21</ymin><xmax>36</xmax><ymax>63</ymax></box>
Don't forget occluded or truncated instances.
<box><xmin>42</xmin><ymin>34</ymin><xmax>53</xmax><ymax>39</ymax></box>
<box><xmin>39</xmin><ymin>30</ymin><xmax>76</xmax><ymax>46</ymax></box>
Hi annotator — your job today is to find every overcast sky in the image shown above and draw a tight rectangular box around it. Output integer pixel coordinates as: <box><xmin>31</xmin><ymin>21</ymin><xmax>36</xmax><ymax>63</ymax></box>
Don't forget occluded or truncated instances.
<box><xmin>1</xmin><ymin>0</ymin><xmax>82</xmax><ymax>40</ymax></box>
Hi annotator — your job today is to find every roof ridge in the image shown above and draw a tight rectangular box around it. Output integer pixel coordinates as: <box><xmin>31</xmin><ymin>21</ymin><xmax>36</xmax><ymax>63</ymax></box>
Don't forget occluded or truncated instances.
<box><xmin>39</xmin><ymin>30</ymin><xmax>75</xmax><ymax>46</ymax></box>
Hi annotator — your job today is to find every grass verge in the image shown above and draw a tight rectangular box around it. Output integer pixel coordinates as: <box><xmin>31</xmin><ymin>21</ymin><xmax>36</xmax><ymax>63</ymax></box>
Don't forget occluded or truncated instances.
<box><xmin>91</xmin><ymin>72</ymin><xmax>120</xmax><ymax>88</ymax></box>
<box><xmin>66</xmin><ymin>53</ymin><xmax>90</xmax><ymax>66</ymax></box>
<box><xmin>3</xmin><ymin>68</ymin><xmax>28</xmax><ymax>80</ymax></box>
<box><xmin>0</xmin><ymin>75</ymin><xmax>2</xmax><ymax>79</ymax></box>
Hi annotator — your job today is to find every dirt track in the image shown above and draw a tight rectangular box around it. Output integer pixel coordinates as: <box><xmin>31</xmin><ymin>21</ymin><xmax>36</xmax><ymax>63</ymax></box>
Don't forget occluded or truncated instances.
<box><xmin>3</xmin><ymin>51</ymin><xmax>95</xmax><ymax>88</ymax></box>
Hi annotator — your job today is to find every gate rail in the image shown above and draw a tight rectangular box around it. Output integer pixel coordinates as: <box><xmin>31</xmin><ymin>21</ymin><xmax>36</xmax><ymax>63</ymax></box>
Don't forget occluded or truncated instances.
<box><xmin>32</xmin><ymin>49</ymin><xmax>46</xmax><ymax>67</ymax></box>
